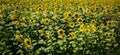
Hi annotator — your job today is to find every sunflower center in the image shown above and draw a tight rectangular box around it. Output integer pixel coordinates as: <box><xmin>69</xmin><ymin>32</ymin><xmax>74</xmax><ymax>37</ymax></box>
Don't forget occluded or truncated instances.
<box><xmin>27</xmin><ymin>41</ymin><xmax>30</xmax><ymax>45</ymax></box>
<box><xmin>75</xmin><ymin>14</ymin><xmax>78</xmax><ymax>17</ymax></box>
<box><xmin>71</xmin><ymin>23</ymin><xmax>73</xmax><ymax>26</ymax></box>
<box><xmin>79</xmin><ymin>19</ymin><xmax>82</xmax><ymax>22</ymax></box>
<box><xmin>68</xmin><ymin>14</ymin><xmax>71</xmax><ymax>16</ymax></box>
<box><xmin>46</xmin><ymin>20</ymin><xmax>48</xmax><ymax>23</ymax></box>
<box><xmin>79</xmin><ymin>8</ymin><xmax>82</xmax><ymax>10</ymax></box>
<box><xmin>60</xmin><ymin>31</ymin><xmax>63</xmax><ymax>34</ymax></box>
<box><xmin>110</xmin><ymin>33</ymin><xmax>112</xmax><ymax>36</ymax></box>
<box><xmin>108</xmin><ymin>22</ymin><xmax>111</xmax><ymax>25</ymax></box>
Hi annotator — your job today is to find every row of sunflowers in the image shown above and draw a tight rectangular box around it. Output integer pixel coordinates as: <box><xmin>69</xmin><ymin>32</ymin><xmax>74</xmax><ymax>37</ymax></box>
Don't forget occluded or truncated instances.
<box><xmin>0</xmin><ymin>0</ymin><xmax>120</xmax><ymax>55</ymax></box>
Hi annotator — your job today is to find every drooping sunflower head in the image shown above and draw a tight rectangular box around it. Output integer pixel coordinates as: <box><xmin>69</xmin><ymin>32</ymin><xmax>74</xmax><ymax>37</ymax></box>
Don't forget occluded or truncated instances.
<box><xmin>24</xmin><ymin>38</ymin><xmax>32</xmax><ymax>47</ymax></box>
<box><xmin>69</xmin><ymin>22</ymin><xmax>75</xmax><ymax>28</ymax></box>
<box><xmin>57</xmin><ymin>29</ymin><xmax>65</xmax><ymax>36</ymax></box>
<box><xmin>77</xmin><ymin>18</ymin><xmax>83</xmax><ymax>24</ymax></box>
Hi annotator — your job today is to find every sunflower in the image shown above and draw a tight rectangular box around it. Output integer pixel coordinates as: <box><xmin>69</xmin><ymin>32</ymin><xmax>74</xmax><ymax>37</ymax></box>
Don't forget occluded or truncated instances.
<box><xmin>15</xmin><ymin>35</ymin><xmax>23</xmax><ymax>42</ymax></box>
<box><xmin>38</xmin><ymin>7</ymin><xmax>42</xmax><ymax>10</ymax></box>
<box><xmin>79</xmin><ymin>24</ymin><xmax>85</xmax><ymax>32</ymax></box>
<box><xmin>108</xmin><ymin>32</ymin><xmax>114</xmax><ymax>37</ymax></box>
<box><xmin>36</xmin><ymin>11</ymin><xmax>40</xmax><ymax>16</ymax></box>
<box><xmin>42</xmin><ymin>18</ymin><xmax>50</xmax><ymax>25</ymax></box>
<box><xmin>63</xmin><ymin>12</ymin><xmax>68</xmax><ymax>17</ymax></box>
<box><xmin>70</xmin><ymin>32</ymin><xmax>76</xmax><ymax>39</ymax></box>
<box><xmin>67</xmin><ymin>11</ymin><xmax>72</xmax><ymax>17</ymax></box>
<box><xmin>57</xmin><ymin>29</ymin><xmax>65</xmax><ymax>36</ymax></box>
<box><xmin>91</xmin><ymin>25</ymin><xmax>97</xmax><ymax>32</ymax></box>
<box><xmin>78</xmin><ymin>6</ymin><xmax>82</xmax><ymax>10</ymax></box>
<box><xmin>38</xmin><ymin>29</ymin><xmax>44</xmax><ymax>35</ymax></box>
<box><xmin>54</xmin><ymin>8</ymin><xmax>57</xmax><ymax>14</ymax></box>
<box><xmin>73</xmin><ymin>12</ymin><xmax>79</xmax><ymax>18</ymax></box>
<box><xmin>20</xmin><ymin>17</ymin><xmax>26</xmax><ymax>23</ymax></box>
<box><xmin>95</xmin><ymin>6</ymin><xmax>99</xmax><ymax>10</ymax></box>
<box><xmin>100</xmin><ymin>23</ymin><xmax>105</xmax><ymax>28</ymax></box>
<box><xmin>46</xmin><ymin>32</ymin><xmax>51</xmax><ymax>39</ymax></box>
<box><xmin>91</xmin><ymin>13</ymin><xmax>96</xmax><ymax>17</ymax></box>
<box><xmin>13</xmin><ymin>21</ymin><xmax>20</xmax><ymax>26</ymax></box>
<box><xmin>24</xmin><ymin>38</ymin><xmax>32</xmax><ymax>47</ymax></box>
<box><xmin>9</xmin><ymin>14</ymin><xmax>15</xmax><ymax>20</ymax></box>
<box><xmin>63</xmin><ymin>17</ymin><xmax>70</xmax><ymax>22</ymax></box>
<box><xmin>91</xmin><ymin>19</ymin><xmax>96</xmax><ymax>24</ymax></box>
<box><xmin>69</xmin><ymin>22</ymin><xmax>75</xmax><ymax>28</ymax></box>
<box><xmin>99</xmin><ymin>31</ymin><xmax>104</xmax><ymax>36</ymax></box>
<box><xmin>84</xmin><ymin>25</ymin><xmax>90</xmax><ymax>34</ymax></box>
<box><xmin>29</xmin><ymin>20</ymin><xmax>33</xmax><ymax>25</ymax></box>
<box><xmin>104</xmin><ymin>8</ymin><xmax>109</xmax><ymax>13</ymax></box>
<box><xmin>85</xmin><ymin>8</ymin><xmax>90</xmax><ymax>14</ymax></box>
<box><xmin>107</xmin><ymin>20</ymin><xmax>112</xmax><ymax>26</ymax></box>
<box><xmin>77</xmin><ymin>18</ymin><xmax>83</xmax><ymax>24</ymax></box>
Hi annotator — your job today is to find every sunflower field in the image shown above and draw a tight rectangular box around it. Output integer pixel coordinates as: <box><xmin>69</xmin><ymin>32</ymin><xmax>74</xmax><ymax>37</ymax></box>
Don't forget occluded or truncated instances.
<box><xmin>0</xmin><ymin>0</ymin><xmax>120</xmax><ymax>55</ymax></box>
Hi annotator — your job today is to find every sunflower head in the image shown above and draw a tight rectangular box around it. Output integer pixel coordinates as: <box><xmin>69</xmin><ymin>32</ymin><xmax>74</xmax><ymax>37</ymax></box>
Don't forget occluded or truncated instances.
<box><xmin>79</xmin><ymin>24</ymin><xmax>85</xmax><ymax>32</ymax></box>
<box><xmin>91</xmin><ymin>25</ymin><xmax>97</xmax><ymax>32</ymax></box>
<box><xmin>84</xmin><ymin>25</ymin><xmax>91</xmax><ymax>34</ymax></box>
<box><xmin>15</xmin><ymin>35</ymin><xmax>23</xmax><ymax>42</ymax></box>
<box><xmin>36</xmin><ymin>11</ymin><xmax>40</xmax><ymax>16</ymax></box>
<box><xmin>42</xmin><ymin>18</ymin><xmax>50</xmax><ymax>25</ymax></box>
<box><xmin>91</xmin><ymin>19</ymin><xmax>96</xmax><ymax>24</ymax></box>
<box><xmin>38</xmin><ymin>29</ymin><xmax>44</xmax><ymax>35</ymax></box>
<box><xmin>24</xmin><ymin>38</ymin><xmax>32</xmax><ymax>47</ymax></box>
<box><xmin>73</xmin><ymin>12</ymin><xmax>79</xmax><ymax>18</ymax></box>
<box><xmin>85</xmin><ymin>8</ymin><xmax>90</xmax><ymax>14</ymax></box>
<box><xmin>69</xmin><ymin>22</ymin><xmax>75</xmax><ymax>28</ymax></box>
<box><xmin>91</xmin><ymin>13</ymin><xmax>96</xmax><ymax>17</ymax></box>
<box><xmin>78</xmin><ymin>6</ymin><xmax>82</xmax><ymax>10</ymax></box>
<box><xmin>57</xmin><ymin>29</ymin><xmax>65</xmax><ymax>36</ymax></box>
<box><xmin>46</xmin><ymin>32</ymin><xmax>51</xmax><ymax>39</ymax></box>
<box><xmin>108</xmin><ymin>32</ymin><xmax>114</xmax><ymax>37</ymax></box>
<box><xmin>21</xmin><ymin>17</ymin><xmax>26</xmax><ymax>23</ymax></box>
<box><xmin>70</xmin><ymin>32</ymin><xmax>76</xmax><ymax>39</ymax></box>
<box><xmin>100</xmin><ymin>23</ymin><xmax>105</xmax><ymax>28</ymax></box>
<box><xmin>9</xmin><ymin>14</ymin><xmax>15</xmax><ymax>20</ymax></box>
<box><xmin>107</xmin><ymin>20</ymin><xmax>113</xmax><ymax>26</ymax></box>
<box><xmin>13</xmin><ymin>21</ymin><xmax>20</xmax><ymax>26</ymax></box>
<box><xmin>67</xmin><ymin>11</ymin><xmax>72</xmax><ymax>17</ymax></box>
<box><xmin>38</xmin><ymin>7</ymin><xmax>42</xmax><ymax>10</ymax></box>
<box><xmin>63</xmin><ymin>17</ymin><xmax>69</xmax><ymax>22</ymax></box>
<box><xmin>77</xmin><ymin>18</ymin><xmax>83</xmax><ymax>24</ymax></box>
